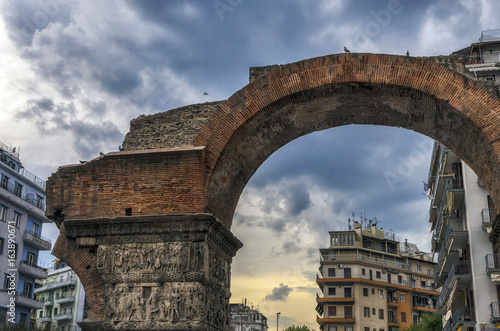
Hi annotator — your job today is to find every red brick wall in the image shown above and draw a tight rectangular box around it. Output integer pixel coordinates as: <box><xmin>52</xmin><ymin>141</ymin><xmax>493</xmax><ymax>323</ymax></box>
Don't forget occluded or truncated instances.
<box><xmin>46</xmin><ymin>147</ymin><xmax>206</xmax><ymax>223</ymax></box>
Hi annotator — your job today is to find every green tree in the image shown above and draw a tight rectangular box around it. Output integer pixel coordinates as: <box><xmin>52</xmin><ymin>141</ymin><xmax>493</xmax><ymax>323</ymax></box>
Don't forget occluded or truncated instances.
<box><xmin>283</xmin><ymin>325</ymin><xmax>315</xmax><ymax>331</ymax></box>
<box><xmin>402</xmin><ymin>313</ymin><xmax>443</xmax><ymax>331</ymax></box>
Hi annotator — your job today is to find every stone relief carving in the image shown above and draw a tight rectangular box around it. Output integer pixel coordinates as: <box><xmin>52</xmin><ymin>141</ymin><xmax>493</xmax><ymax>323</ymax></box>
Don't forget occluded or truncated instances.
<box><xmin>97</xmin><ymin>242</ymin><xmax>206</xmax><ymax>275</ymax></box>
<box><xmin>104</xmin><ymin>283</ymin><xmax>211</xmax><ymax>324</ymax></box>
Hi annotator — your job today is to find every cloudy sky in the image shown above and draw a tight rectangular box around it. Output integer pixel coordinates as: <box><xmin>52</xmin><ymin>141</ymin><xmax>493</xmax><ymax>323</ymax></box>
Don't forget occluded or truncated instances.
<box><xmin>1</xmin><ymin>0</ymin><xmax>499</xmax><ymax>329</ymax></box>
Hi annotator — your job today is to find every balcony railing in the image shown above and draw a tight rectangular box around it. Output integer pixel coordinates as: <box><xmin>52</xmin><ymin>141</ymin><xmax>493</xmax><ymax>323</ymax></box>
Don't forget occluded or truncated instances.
<box><xmin>34</xmin><ymin>279</ymin><xmax>77</xmax><ymax>293</ymax></box>
<box><xmin>482</xmin><ymin>208</ymin><xmax>496</xmax><ymax>231</ymax></box>
<box><xmin>54</xmin><ymin>313</ymin><xmax>73</xmax><ymax>321</ymax></box>
<box><xmin>19</xmin><ymin>261</ymin><xmax>48</xmax><ymax>279</ymax></box>
<box><xmin>320</xmin><ymin>253</ymin><xmax>414</xmax><ymax>272</ymax></box>
<box><xmin>486</xmin><ymin>254</ymin><xmax>500</xmax><ymax>273</ymax></box>
<box><xmin>0</xmin><ymin>181</ymin><xmax>45</xmax><ymax>211</ymax></box>
<box><xmin>466</xmin><ymin>51</ymin><xmax>500</xmax><ymax>65</ymax></box>
<box><xmin>491</xmin><ymin>302</ymin><xmax>500</xmax><ymax>322</ymax></box>
<box><xmin>23</xmin><ymin>230</ymin><xmax>52</xmax><ymax>250</ymax></box>
<box><xmin>438</xmin><ymin>261</ymin><xmax>471</xmax><ymax>307</ymax></box>
<box><xmin>388</xmin><ymin>318</ymin><xmax>399</xmax><ymax>324</ymax></box>
<box><xmin>451</xmin><ymin>306</ymin><xmax>475</xmax><ymax>330</ymax></box>
<box><xmin>56</xmin><ymin>295</ymin><xmax>76</xmax><ymax>304</ymax></box>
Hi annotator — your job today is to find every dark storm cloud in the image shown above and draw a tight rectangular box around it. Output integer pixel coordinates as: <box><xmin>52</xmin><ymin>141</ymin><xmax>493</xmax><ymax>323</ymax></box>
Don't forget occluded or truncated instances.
<box><xmin>264</xmin><ymin>283</ymin><xmax>293</xmax><ymax>302</ymax></box>
<box><xmin>282</xmin><ymin>241</ymin><xmax>301</xmax><ymax>255</ymax></box>
<box><xmin>1</xmin><ymin>0</ymin><xmax>75</xmax><ymax>46</ymax></box>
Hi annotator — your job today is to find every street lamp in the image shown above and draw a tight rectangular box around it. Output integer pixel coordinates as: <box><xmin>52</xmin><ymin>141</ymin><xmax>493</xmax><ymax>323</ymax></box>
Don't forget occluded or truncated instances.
<box><xmin>276</xmin><ymin>312</ymin><xmax>281</xmax><ymax>331</ymax></box>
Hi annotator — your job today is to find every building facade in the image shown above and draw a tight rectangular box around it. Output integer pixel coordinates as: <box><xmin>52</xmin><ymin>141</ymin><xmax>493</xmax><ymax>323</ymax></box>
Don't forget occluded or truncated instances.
<box><xmin>316</xmin><ymin>221</ymin><xmax>439</xmax><ymax>331</ymax></box>
<box><xmin>230</xmin><ymin>301</ymin><xmax>268</xmax><ymax>331</ymax></box>
<box><xmin>0</xmin><ymin>141</ymin><xmax>51</xmax><ymax>326</ymax></box>
<box><xmin>35</xmin><ymin>259</ymin><xmax>87</xmax><ymax>331</ymax></box>
<box><xmin>429</xmin><ymin>141</ymin><xmax>499</xmax><ymax>330</ymax></box>
<box><xmin>428</xmin><ymin>29</ymin><xmax>500</xmax><ymax>331</ymax></box>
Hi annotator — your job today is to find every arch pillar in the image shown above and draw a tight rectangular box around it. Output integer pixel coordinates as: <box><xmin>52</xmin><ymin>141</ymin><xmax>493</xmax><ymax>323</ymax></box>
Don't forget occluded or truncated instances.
<box><xmin>52</xmin><ymin>214</ymin><xmax>241</xmax><ymax>331</ymax></box>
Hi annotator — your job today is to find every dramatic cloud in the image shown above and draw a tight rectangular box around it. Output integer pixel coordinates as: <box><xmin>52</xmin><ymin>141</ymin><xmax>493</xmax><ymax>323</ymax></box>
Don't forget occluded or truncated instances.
<box><xmin>264</xmin><ymin>284</ymin><xmax>294</xmax><ymax>302</ymax></box>
<box><xmin>0</xmin><ymin>1</ymin><xmax>495</xmax><ymax>327</ymax></box>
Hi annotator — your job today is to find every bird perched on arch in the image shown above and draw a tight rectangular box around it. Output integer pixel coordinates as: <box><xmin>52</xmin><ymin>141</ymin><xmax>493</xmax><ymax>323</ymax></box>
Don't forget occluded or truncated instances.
<box><xmin>344</xmin><ymin>46</ymin><xmax>351</xmax><ymax>53</ymax></box>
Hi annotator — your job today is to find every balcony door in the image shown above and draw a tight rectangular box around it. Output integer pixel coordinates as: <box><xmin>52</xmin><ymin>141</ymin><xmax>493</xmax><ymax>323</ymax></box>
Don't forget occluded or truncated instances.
<box><xmin>344</xmin><ymin>268</ymin><xmax>351</xmax><ymax>279</ymax></box>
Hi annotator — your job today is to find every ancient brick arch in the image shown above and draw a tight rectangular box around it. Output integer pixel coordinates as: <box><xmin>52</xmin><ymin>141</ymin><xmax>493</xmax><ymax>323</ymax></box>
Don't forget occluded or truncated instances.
<box><xmin>46</xmin><ymin>53</ymin><xmax>500</xmax><ymax>331</ymax></box>
<box><xmin>193</xmin><ymin>53</ymin><xmax>500</xmax><ymax>228</ymax></box>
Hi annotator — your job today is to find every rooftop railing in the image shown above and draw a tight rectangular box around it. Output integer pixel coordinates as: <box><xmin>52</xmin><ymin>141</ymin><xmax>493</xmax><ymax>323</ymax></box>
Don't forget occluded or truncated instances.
<box><xmin>480</xmin><ymin>29</ymin><xmax>500</xmax><ymax>42</ymax></box>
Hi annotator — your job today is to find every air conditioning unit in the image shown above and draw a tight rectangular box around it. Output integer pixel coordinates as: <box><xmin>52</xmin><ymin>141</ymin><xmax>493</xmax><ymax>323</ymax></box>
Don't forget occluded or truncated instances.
<box><xmin>338</xmin><ymin>264</ymin><xmax>343</xmax><ymax>269</ymax></box>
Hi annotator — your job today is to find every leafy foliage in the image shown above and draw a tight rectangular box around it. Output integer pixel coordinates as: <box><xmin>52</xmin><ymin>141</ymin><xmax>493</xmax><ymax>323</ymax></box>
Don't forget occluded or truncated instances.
<box><xmin>402</xmin><ymin>313</ymin><xmax>443</xmax><ymax>331</ymax></box>
<box><xmin>283</xmin><ymin>325</ymin><xmax>315</xmax><ymax>331</ymax></box>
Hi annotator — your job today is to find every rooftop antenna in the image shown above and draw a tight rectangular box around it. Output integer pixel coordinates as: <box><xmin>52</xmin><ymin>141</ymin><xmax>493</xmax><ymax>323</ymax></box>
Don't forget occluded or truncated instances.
<box><xmin>348</xmin><ymin>218</ymin><xmax>351</xmax><ymax>231</ymax></box>
<box><xmin>373</xmin><ymin>217</ymin><xmax>380</xmax><ymax>226</ymax></box>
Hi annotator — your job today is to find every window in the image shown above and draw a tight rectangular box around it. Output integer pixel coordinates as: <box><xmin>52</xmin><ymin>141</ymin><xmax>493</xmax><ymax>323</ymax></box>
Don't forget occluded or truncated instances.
<box><xmin>54</xmin><ymin>307</ymin><xmax>58</xmax><ymax>316</ymax></box>
<box><xmin>427</xmin><ymin>268</ymin><xmax>431</xmax><ymax>275</ymax></box>
<box><xmin>36</xmin><ymin>195</ymin><xmax>44</xmax><ymax>209</ymax></box>
<box><xmin>344</xmin><ymin>268</ymin><xmax>351</xmax><ymax>278</ymax></box>
<box><xmin>363</xmin><ymin>288</ymin><xmax>369</xmax><ymax>296</ymax></box>
<box><xmin>372</xmin><ymin>288</ymin><xmax>375</xmax><ymax>294</ymax></box>
<box><xmin>372</xmin><ymin>308</ymin><xmax>376</xmax><ymax>315</ymax></box>
<box><xmin>328</xmin><ymin>327</ymin><xmax>337</xmax><ymax>331</ymax></box>
<box><xmin>3</xmin><ymin>274</ymin><xmax>9</xmax><ymax>290</ymax></box>
<box><xmin>365</xmin><ymin>328</ymin><xmax>370</xmax><ymax>331</ymax></box>
<box><xmin>13</xmin><ymin>212</ymin><xmax>21</xmax><ymax>228</ymax></box>
<box><xmin>328</xmin><ymin>268</ymin><xmax>336</xmax><ymax>277</ymax></box>
<box><xmin>0</xmin><ymin>204</ymin><xmax>7</xmax><ymax>222</ymax></box>
<box><xmin>32</xmin><ymin>223</ymin><xmax>40</xmax><ymax>236</ymax></box>
<box><xmin>27</xmin><ymin>251</ymin><xmax>37</xmax><ymax>266</ymax></box>
<box><xmin>364</xmin><ymin>307</ymin><xmax>370</xmax><ymax>317</ymax></box>
<box><xmin>19</xmin><ymin>313</ymin><xmax>28</xmax><ymax>326</ymax></box>
<box><xmin>0</xmin><ymin>307</ymin><xmax>7</xmax><ymax>324</ymax></box>
<box><xmin>379</xmin><ymin>329</ymin><xmax>385</xmax><ymax>331</ymax></box>
<box><xmin>345</xmin><ymin>326</ymin><xmax>353</xmax><ymax>331</ymax></box>
<box><xmin>22</xmin><ymin>282</ymin><xmax>33</xmax><ymax>297</ymax></box>
<box><xmin>331</xmin><ymin>233</ymin><xmax>354</xmax><ymax>246</ymax></box>
<box><xmin>421</xmin><ymin>280</ymin><xmax>426</xmax><ymax>288</ymax></box>
<box><xmin>401</xmin><ymin>312</ymin><xmax>407</xmax><ymax>323</ymax></box>
<box><xmin>344</xmin><ymin>306</ymin><xmax>353</xmax><ymax>319</ymax></box>
<box><xmin>376</xmin><ymin>271</ymin><xmax>381</xmax><ymax>279</ymax></box>
<box><xmin>39</xmin><ymin>311</ymin><xmax>43</xmax><ymax>318</ymax></box>
<box><xmin>388</xmin><ymin>274</ymin><xmax>391</xmax><ymax>284</ymax></box>
<box><xmin>328</xmin><ymin>306</ymin><xmax>337</xmax><ymax>317</ymax></box>
<box><xmin>344</xmin><ymin>287</ymin><xmax>352</xmax><ymax>298</ymax></box>
<box><xmin>417</xmin><ymin>264</ymin><xmax>422</xmax><ymax>271</ymax></box>
<box><xmin>378</xmin><ymin>289</ymin><xmax>383</xmax><ymax>299</ymax></box>
<box><xmin>328</xmin><ymin>287</ymin><xmax>336</xmax><ymax>296</ymax></box>
<box><xmin>1</xmin><ymin>175</ymin><xmax>9</xmax><ymax>190</ymax></box>
<box><xmin>14</xmin><ymin>182</ymin><xmax>22</xmax><ymax>197</ymax></box>
<box><xmin>398</xmin><ymin>275</ymin><xmax>402</xmax><ymax>284</ymax></box>
<box><xmin>400</xmin><ymin>293</ymin><xmax>405</xmax><ymax>302</ymax></box>
<box><xmin>0</xmin><ymin>237</ymin><xmax>3</xmax><ymax>255</ymax></box>
<box><xmin>379</xmin><ymin>309</ymin><xmax>384</xmax><ymax>319</ymax></box>
<box><xmin>362</xmin><ymin>268</ymin><xmax>366</xmax><ymax>275</ymax></box>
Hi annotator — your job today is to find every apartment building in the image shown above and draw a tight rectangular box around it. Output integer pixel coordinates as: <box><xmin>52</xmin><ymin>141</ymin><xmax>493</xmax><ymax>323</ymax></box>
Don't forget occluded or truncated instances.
<box><xmin>230</xmin><ymin>300</ymin><xmax>269</xmax><ymax>331</ymax></box>
<box><xmin>316</xmin><ymin>221</ymin><xmax>439</xmax><ymax>331</ymax></box>
<box><xmin>429</xmin><ymin>141</ymin><xmax>499</xmax><ymax>331</ymax></box>
<box><xmin>35</xmin><ymin>259</ymin><xmax>87</xmax><ymax>331</ymax></box>
<box><xmin>0</xmin><ymin>141</ymin><xmax>51</xmax><ymax>326</ymax></box>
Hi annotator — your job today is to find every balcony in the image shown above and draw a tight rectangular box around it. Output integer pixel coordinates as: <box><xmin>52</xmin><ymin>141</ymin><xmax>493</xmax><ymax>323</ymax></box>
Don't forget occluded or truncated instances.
<box><xmin>491</xmin><ymin>302</ymin><xmax>500</xmax><ymax>322</ymax></box>
<box><xmin>15</xmin><ymin>293</ymin><xmax>44</xmax><ymax>310</ymax></box>
<box><xmin>317</xmin><ymin>313</ymin><xmax>354</xmax><ymax>324</ymax></box>
<box><xmin>35</xmin><ymin>279</ymin><xmax>77</xmax><ymax>293</ymax></box>
<box><xmin>0</xmin><ymin>181</ymin><xmax>45</xmax><ymax>211</ymax></box>
<box><xmin>451</xmin><ymin>306</ymin><xmax>475</xmax><ymax>330</ymax></box>
<box><xmin>19</xmin><ymin>261</ymin><xmax>48</xmax><ymax>279</ymax></box>
<box><xmin>486</xmin><ymin>254</ymin><xmax>500</xmax><ymax>274</ymax></box>
<box><xmin>56</xmin><ymin>295</ymin><xmax>76</xmax><ymax>304</ymax></box>
<box><xmin>413</xmin><ymin>301</ymin><xmax>437</xmax><ymax>311</ymax></box>
<box><xmin>387</xmin><ymin>296</ymin><xmax>398</xmax><ymax>306</ymax></box>
<box><xmin>316</xmin><ymin>291</ymin><xmax>354</xmax><ymax>304</ymax></box>
<box><xmin>54</xmin><ymin>313</ymin><xmax>73</xmax><ymax>321</ymax></box>
<box><xmin>388</xmin><ymin>318</ymin><xmax>400</xmax><ymax>326</ymax></box>
<box><xmin>38</xmin><ymin>316</ymin><xmax>52</xmax><ymax>323</ymax></box>
<box><xmin>320</xmin><ymin>253</ymin><xmax>413</xmax><ymax>272</ymax></box>
<box><xmin>482</xmin><ymin>209</ymin><xmax>497</xmax><ymax>233</ymax></box>
<box><xmin>466</xmin><ymin>51</ymin><xmax>500</xmax><ymax>66</ymax></box>
<box><xmin>443</xmin><ymin>218</ymin><xmax>468</xmax><ymax>251</ymax></box>
<box><xmin>437</xmin><ymin>261</ymin><xmax>472</xmax><ymax>312</ymax></box>
<box><xmin>23</xmin><ymin>230</ymin><xmax>52</xmax><ymax>250</ymax></box>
